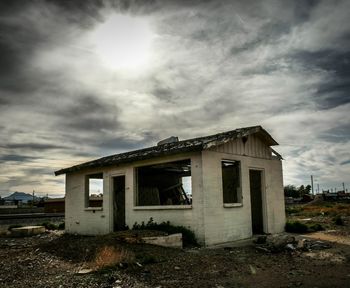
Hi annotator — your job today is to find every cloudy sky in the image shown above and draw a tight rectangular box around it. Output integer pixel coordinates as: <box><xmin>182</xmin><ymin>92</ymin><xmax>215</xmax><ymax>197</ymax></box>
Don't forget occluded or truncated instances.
<box><xmin>0</xmin><ymin>0</ymin><xmax>349</xmax><ymax>197</ymax></box>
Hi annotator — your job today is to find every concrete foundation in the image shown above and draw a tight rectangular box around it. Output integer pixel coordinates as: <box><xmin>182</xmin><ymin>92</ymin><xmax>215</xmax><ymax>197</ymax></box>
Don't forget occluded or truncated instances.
<box><xmin>142</xmin><ymin>233</ymin><xmax>183</xmax><ymax>248</ymax></box>
<box><xmin>11</xmin><ymin>225</ymin><xmax>46</xmax><ymax>237</ymax></box>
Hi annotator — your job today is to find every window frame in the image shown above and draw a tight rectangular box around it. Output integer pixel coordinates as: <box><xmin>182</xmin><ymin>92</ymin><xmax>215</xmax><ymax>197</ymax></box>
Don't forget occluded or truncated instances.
<box><xmin>221</xmin><ymin>159</ymin><xmax>243</xmax><ymax>206</ymax></box>
<box><xmin>134</xmin><ymin>158</ymin><xmax>193</xmax><ymax>209</ymax></box>
<box><xmin>84</xmin><ymin>172</ymin><xmax>104</xmax><ymax>210</ymax></box>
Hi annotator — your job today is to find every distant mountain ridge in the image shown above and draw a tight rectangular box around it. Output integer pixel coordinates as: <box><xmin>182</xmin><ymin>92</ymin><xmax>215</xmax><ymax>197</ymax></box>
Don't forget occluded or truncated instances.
<box><xmin>3</xmin><ymin>192</ymin><xmax>39</xmax><ymax>203</ymax></box>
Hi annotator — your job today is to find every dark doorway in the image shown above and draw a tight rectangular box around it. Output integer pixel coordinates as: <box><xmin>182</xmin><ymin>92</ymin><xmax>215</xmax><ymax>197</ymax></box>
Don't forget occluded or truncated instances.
<box><xmin>113</xmin><ymin>175</ymin><xmax>125</xmax><ymax>231</ymax></box>
<box><xmin>249</xmin><ymin>170</ymin><xmax>264</xmax><ymax>234</ymax></box>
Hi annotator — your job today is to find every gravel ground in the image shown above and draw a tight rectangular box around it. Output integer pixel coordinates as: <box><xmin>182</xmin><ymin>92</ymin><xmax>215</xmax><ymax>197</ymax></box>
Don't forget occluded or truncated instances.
<box><xmin>1</xmin><ymin>229</ymin><xmax>350</xmax><ymax>288</ymax></box>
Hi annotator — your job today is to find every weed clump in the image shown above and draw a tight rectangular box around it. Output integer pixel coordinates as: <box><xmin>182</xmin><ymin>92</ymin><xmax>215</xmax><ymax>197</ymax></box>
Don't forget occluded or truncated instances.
<box><xmin>308</xmin><ymin>223</ymin><xmax>324</xmax><ymax>232</ymax></box>
<box><xmin>40</xmin><ymin>222</ymin><xmax>58</xmax><ymax>230</ymax></box>
<box><xmin>132</xmin><ymin>218</ymin><xmax>198</xmax><ymax>247</ymax></box>
<box><xmin>333</xmin><ymin>215</ymin><xmax>344</xmax><ymax>226</ymax></box>
<box><xmin>285</xmin><ymin>206</ymin><xmax>302</xmax><ymax>215</ymax></box>
<box><xmin>93</xmin><ymin>246</ymin><xmax>134</xmax><ymax>270</ymax></box>
<box><xmin>39</xmin><ymin>221</ymin><xmax>65</xmax><ymax>230</ymax></box>
<box><xmin>285</xmin><ymin>221</ymin><xmax>309</xmax><ymax>233</ymax></box>
<box><xmin>285</xmin><ymin>221</ymin><xmax>324</xmax><ymax>233</ymax></box>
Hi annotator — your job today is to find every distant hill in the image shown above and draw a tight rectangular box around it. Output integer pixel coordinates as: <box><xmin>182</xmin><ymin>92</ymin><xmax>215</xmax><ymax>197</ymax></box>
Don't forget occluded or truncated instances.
<box><xmin>4</xmin><ymin>192</ymin><xmax>39</xmax><ymax>203</ymax></box>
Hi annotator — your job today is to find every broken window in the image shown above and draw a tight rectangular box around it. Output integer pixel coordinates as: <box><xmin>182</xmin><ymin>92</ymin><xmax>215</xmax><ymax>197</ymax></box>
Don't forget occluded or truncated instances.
<box><xmin>136</xmin><ymin>159</ymin><xmax>192</xmax><ymax>206</ymax></box>
<box><xmin>85</xmin><ymin>173</ymin><xmax>103</xmax><ymax>208</ymax></box>
<box><xmin>222</xmin><ymin>160</ymin><xmax>241</xmax><ymax>203</ymax></box>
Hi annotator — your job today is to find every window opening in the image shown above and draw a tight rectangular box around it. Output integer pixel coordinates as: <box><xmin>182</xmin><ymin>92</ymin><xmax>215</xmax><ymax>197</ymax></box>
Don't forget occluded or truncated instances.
<box><xmin>86</xmin><ymin>173</ymin><xmax>103</xmax><ymax>207</ymax></box>
<box><xmin>136</xmin><ymin>159</ymin><xmax>192</xmax><ymax>206</ymax></box>
<box><xmin>222</xmin><ymin>160</ymin><xmax>241</xmax><ymax>203</ymax></box>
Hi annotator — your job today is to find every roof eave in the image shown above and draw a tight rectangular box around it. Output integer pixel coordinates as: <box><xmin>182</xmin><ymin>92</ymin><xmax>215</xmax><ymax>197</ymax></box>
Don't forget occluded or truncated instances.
<box><xmin>54</xmin><ymin>145</ymin><xmax>203</xmax><ymax>176</ymax></box>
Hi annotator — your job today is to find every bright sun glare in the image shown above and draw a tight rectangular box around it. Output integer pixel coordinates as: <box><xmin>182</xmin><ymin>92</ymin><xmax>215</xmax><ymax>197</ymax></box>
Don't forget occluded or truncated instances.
<box><xmin>91</xmin><ymin>14</ymin><xmax>154</xmax><ymax>70</ymax></box>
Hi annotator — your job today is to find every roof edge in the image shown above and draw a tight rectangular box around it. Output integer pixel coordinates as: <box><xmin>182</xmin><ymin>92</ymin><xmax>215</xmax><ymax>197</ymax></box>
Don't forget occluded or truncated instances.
<box><xmin>54</xmin><ymin>125</ymin><xmax>279</xmax><ymax>176</ymax></box>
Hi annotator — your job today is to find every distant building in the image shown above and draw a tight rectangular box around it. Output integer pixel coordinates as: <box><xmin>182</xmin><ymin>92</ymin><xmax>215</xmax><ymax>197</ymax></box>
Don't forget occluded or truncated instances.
<box><xmin>3</xmin><ymin>192</ymin><xmax>38</xmax><ymax>204</ymax></box>
<box><xmin>44</xmin><ymin>198</ymin><xmax>65</xmax><ymax>213</ymax></box>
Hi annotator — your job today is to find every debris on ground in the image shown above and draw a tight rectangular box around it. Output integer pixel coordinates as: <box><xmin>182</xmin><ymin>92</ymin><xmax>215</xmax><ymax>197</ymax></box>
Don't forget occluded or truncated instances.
<box><xmin>0</xmin><ymin>229</ymin><xmax>349</xmax><ymax>288</ymax></box>
<box><xmin>255</xmin><ymin>234</ymin><xmax>332</xmax><ymax>253</ymax></box>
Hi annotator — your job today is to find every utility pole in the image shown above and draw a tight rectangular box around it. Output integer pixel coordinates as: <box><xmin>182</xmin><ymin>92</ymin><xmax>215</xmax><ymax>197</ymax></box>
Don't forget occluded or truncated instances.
<box><xmin>317</xmin><ymin>183</ymin><xmax>320</xmax><ymax>194</ymax></box>
<box><xmin>311</xmin><ymin>175</ymin><xmax>314</xmax><ymax>195</ymax></box>
<box><xmin>343</xmin><ymin>182</ymin><xmax>345</xmax><ymax>192</ymax></box>
<box><xmin>31</xmin><ymin>190</ymin><xmax>35</xmax><ymax>208</ymax></box>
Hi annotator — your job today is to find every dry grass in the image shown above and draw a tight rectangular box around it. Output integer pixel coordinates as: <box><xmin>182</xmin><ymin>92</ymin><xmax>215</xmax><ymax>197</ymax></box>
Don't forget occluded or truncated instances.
<box><xmin>93</xmin><ymin>245</ymin><xmax>134</xmax><ymax>270</ymax></box>
<box><xmin>302</xmin><ymin>203</ymin><xmax>350</xmax><ymax>216</ymax></box>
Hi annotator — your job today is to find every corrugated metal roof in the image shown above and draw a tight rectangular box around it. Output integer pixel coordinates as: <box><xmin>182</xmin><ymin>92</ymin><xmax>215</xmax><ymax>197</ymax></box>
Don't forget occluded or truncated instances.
<box><xmin>54</xmin><ymin>125</ymin><xmax>278</xmax><ymax>175</ymax></box>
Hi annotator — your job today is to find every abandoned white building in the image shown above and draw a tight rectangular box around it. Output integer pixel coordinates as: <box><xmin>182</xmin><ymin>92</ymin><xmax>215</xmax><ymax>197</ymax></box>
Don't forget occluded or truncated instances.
<box><xmin>55</xmin><ymin>126</ymin><xmax>285</xmax><ymax>246</ymax></box>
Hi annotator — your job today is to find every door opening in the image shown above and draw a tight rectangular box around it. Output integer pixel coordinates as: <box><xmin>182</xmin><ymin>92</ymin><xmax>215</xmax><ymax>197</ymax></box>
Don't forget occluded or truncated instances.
<box><xmin>113</xmin><ymin>175</ymin><xmax>125</xmax><ymax>231</ymax></box>
<box><xmin>249</xmin><ymin>170</ymin><xmax>264</xmax><ymax>234</ymax></box>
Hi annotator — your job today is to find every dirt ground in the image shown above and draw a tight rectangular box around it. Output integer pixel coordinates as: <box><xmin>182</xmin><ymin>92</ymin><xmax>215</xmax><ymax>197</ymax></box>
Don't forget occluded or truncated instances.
<box><xmin>1</xmin><ymin>201</ymin><xmax>350</xmax><ymax>288</ymax></box>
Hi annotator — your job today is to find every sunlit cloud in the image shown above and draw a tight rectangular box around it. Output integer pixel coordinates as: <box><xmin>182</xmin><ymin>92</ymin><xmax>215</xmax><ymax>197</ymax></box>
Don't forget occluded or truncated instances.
<box><xmin>0</xmin><ymin>0</ymin><xmax>349</xmax><ymax>196</ymax></box>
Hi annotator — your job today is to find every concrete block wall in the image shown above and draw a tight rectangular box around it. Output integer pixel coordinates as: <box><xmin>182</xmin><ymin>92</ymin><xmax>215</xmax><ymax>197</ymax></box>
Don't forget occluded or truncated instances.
<box><xmin>64</xmin><ymin>147</ymin><xmax>285</xmax><ymax>246</ymax></box>
<box><xmin>65</xmin><ymin>171</ymin><xmax>110</xmax><ymax>235</ymax></box>
<box><xmin>201</xmin><ymin>150</ymin><xmax>285</xmax><ymax>246</ymax></box>
<box><xmin>122</xmin><ymin>152</ymin><xmax>206</xmax><ymax>244</ymax></box>
<box><xmin>264</xmin><ymin>159</ymin><xmax>286</xmax><ymax>233</ymax></box>
<box><xmin>65</xmin><ymin>152</ymin><xmax>207</xmax><ymax>244</ymax></box>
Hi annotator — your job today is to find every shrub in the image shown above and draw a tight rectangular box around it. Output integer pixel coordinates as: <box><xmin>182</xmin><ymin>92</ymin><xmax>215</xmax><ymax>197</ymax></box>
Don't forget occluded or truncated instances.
<box><xmin>285</xmin><ymin>206</ymin><xmax>302</xmax><ymax>215</ymax></box>
<box><xmin>285</xmin><ymin>221</ymin><xmax>309</xmax><ymax>233</ymax></box>
<box><xmin>58</xmin><ymin>222</ymin><xmax>65</xmax><ymax>230</ymax></box>
<box><xmin>133</xmin><ymin>218</ymin><xmax>198</xmax><ymax>247</ymax></box>
<box><xmin>308</xmin><ymin>223</ymin><xmax>324</xmax><ymax>232</ymax></box>
<box><xmin>40</xmin><ymin>222</ymin><xmax>58</xmax><ymax>230</ymax></box>
<box><xmin>333</xmin><ymin>215</ymin><xmax>344</xmax><ymax>226</ymax></box>
<box><xmin>285</xmin><ymin>221</ymin><xmax>324</xmax><ymax>233</ymax></box>
<box><xmin>93</xmin><ymin>246</ymin><xmax>134</xmax><ymax>270</ymax></box>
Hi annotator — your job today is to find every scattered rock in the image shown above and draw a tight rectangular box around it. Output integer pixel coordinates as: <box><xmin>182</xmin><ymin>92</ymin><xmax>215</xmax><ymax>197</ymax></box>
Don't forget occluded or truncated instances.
<box><xmin>297</xmin><ymin>239</ymin><xmax>307</xmax><ymax>250</ymax></box>
<box><xmin>309</xmin><ymin>241</ymin><xmax>331</xmax><ymax>250</ymax></box>
<box><xmin>255</xmin><ymin>235</ymin><xmax>267</xmax><ymax>244</ymax></box>
<box><xmin>77</xmin><ymin>268</ymin><xmax>93</xmax><ymax>275</ymax></box>
<box><xmin>285</xmin><ymin>244</ymin><xmax>296</xmax><ymax>251</ymax></box>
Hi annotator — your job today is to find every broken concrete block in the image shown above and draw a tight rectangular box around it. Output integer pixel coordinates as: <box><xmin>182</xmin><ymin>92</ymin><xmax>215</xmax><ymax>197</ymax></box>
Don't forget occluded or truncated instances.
<box><xmin>77</xmin><ymin>268</ymin><xmax>93</xmax><ymax>274</ymax></box>
<box><xmin>297</xmin><ymin>239</ymin><xmax>307</xmax><ymax>249</ymax></box>
<box><xmin>142</xmin><ymin>233</ymin><xmax>183</xmax><ymax>248</ymax></box>
<box><xmin>11</xmin><ymin>226</ymin><xmax>45</xmax><ymax>237</ymax></box>
<box><xmin>309</xmin><ymin>241</ymin><xmax>331</xmax><ymax>250</ymax></box>
<box><xmin>285</xmin><ymin>243</ymin><xmax>296</xmax><ymax>251</ymax></box>
<box><xmin>267</xmin><ymin>235</ymin><xmax>295</xmax><ymax>251</ymax></box>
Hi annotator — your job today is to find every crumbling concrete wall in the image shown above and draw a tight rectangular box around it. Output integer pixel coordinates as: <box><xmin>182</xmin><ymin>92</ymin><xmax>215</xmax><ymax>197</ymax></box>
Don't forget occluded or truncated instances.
<box><xmin>64</xmin><ymin>136</ymin><xmax>284</xmax><ymax>246</ymax></box>
<box><xmin>201</xmin><ymin>137</ymin><xmax>285</xmax><ymax>246</ymax></box>
<box><xmin>65</xmin><ymin>152</ymin><xmax>206</xmax><ymax>244</ymax></box>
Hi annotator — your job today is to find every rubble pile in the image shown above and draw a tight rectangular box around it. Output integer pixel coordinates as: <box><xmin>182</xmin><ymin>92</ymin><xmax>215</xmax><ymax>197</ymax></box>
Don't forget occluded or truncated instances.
<box><xmin>254</xmin><ymin>234</ymin><xmax>332</xmax><ymax>253</ymax></box>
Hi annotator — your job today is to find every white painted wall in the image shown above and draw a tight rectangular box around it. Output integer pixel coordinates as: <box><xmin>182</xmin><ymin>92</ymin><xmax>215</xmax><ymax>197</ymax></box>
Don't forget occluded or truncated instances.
<box><xmin>201</xmin><ymin>138</ymin><xmax>285</xmax><ymax>245</ymax></box>
<box><xmin>64</xmin><ymin>136</ymin><xmax>285</xmax><ymax>246</ymax></box>
<box><xmin>65</xmin><ymin>171</ymin><xmax>110</xmax><ymax>235</ymax></box>
<box><xmin>65</xmin><ymin>152</ymin><xmax>206</xmax><ymax>243</ymax></box>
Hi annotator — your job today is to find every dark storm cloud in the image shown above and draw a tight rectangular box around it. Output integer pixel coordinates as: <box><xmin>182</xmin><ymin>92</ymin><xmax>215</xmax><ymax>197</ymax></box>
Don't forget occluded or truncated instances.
<box><xmin>1</xmin><ymin>143</ymin><xmax>67</xmax><ymax>150</ymax></box>
<box><xmin>0</xmin><ymin>0</ymin><xmax>350</xmax><ymax>195</ymax></box>
<box><xmin>0</xmin><ymin>2</ymin><xmax>74</xmax><ymax>96</ymax></box>
<box><xmin>0</xmin><ymin>154</ymin><xmax>36</xmax><ymax>162</ymax></box>
<box><xmin>97</xmin><ymin>131</ymin><xmax>156</xmax><ymax>152</ymax></box>
<box><xmin>291</xmin><ymin>50</ymin><xmax>350</xmax><ymax>109</ymax></box>
<box><xmin>59</xmin><ymin>95</ymin><xmax>121</xmax><ymax>132</ymax></box>
<box><xmin>341</xmin><ymin>160</ymin><xmax>350</xmax><ymax>166</ymax></box>
<box><xmin>319</xmin><ymin>124</ymin><xmax>350</xmax><ymax>143</ymax></box>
